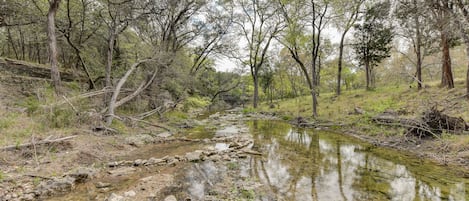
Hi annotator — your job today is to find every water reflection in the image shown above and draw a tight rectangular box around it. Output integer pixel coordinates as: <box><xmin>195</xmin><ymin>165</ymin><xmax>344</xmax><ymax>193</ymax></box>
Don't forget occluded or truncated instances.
<box><xmin>182</xmin><ymin>121</ymin><xmax>468</xmax><ymax>200</ymax></box>
<box><xmin>248</xmin><ymin>120</ymin><xmax>468</xmax><ymax>201</ymax></box>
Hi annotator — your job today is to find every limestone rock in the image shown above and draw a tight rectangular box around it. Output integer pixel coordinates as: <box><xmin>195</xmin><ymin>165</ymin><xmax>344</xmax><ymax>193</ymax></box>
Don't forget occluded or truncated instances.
<box><xmin>185</xmin><ymin>150</ymin><xmax>203</xmax><ymax>162</ymax></box>
<box><xmin>106</xmin><ymin>193</ymin><xmax>124</xmax><ymax>201</ymax></box>
<box><xmin>164</xmin><ymin>195</ymin><xmax>177</xmax><ymax>201</ymax></box>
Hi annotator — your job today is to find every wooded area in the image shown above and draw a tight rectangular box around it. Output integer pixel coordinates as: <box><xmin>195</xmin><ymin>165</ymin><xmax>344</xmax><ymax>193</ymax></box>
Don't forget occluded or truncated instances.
<box><xmin>1</xmin><ymin>0</ymin><xmax>469</xmax><ymax>123</ymax></box>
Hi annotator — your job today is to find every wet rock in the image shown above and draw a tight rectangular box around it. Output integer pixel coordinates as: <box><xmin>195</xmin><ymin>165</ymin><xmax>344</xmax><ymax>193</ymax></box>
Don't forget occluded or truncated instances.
<box><xmin>107</xmin><ymin>167</ymin><xmax>136</xmax><ymax>176</ymax></box>
<box><xmin>106</xmin><ymin>193</ymin><xmax>124</xmax><ymax>201</ymax></box>
<box><xmin>95</xmin><ymin>182</ymin><xmax>112</xmax><ymax>188</ymax></box>
<box><xmin>67</xmin><ymin>167</ymin><xmax>96</xmax><ymax>183</ymax></box>
<box><xmin>124</xmin><ymin>190</ymin><xmax>136</xmax><ymax>197</ymax></box>
<box><xmin>185</xmin><ymin>150</ymin><xmax>203</xmax><ymax>162</ymax></box>
<box><xmin>164</xmin><ymin>195</ymin><xmax>177</xmax><ymax>201</ymax></box>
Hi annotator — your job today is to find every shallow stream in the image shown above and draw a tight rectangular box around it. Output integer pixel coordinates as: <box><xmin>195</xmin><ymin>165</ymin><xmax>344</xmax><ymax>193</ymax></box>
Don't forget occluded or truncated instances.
<box><xmin>181</xmin><ymin>120</ymin><xmax>469</xmax><ymax>200</ymax></box>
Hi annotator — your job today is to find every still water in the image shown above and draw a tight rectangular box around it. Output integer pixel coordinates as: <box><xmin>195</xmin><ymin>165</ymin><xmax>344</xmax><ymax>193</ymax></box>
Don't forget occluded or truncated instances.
<box><xmin>185</xmin><ymin>120</ymin><xmax>469</xmax><ymax>201</ymax></box>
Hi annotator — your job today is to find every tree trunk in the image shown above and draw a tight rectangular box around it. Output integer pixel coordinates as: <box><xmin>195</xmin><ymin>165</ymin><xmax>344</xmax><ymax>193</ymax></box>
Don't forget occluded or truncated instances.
<box><xmin>106</xmin><ymin>31</ymin><xmax>116</xmax><ymax>89</ymax></box>
<box><xmin>105</xmin><ymin>59</ymin><xmax>152</xmax><ymax>126</ymax></box>
<box><xmin>337</xmin><ymin>32</ymin><xmax>346</xmax><ymax>96</ymax></box>
<box><xmin>47</xmin><ymin>0</ymin><xmax>62</xmax><ymax>94</ymax></box>
<box><xmin>441</xmin><ymin>31</ymin><xmax>454</xmax><ymax>88</ymax></box>
<box><xmin>312</xmin><ymin>55</ymin><xmax>318</xmax><ymax>118</ymax></box>
<box><xmin>253</xmin><ymin>74</ymin><xmax>259</xmax><ymax>108</ymax></box>
<box><xmin>414</xmin><ymin>0</ymin><xmax>423</xmax><ymax>90</ymax></box>
<box><xmin>365</xmin><ymin>61</ymin><xmax>371</xmax><ymax>90</ymax></box>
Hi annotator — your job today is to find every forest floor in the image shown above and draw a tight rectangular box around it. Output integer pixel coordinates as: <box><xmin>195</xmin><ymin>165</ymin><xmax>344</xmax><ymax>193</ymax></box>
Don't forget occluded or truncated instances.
<box><xmin>257</xmin><ymin>79</ymin><xmax>469</xmax><ymax>174</ymax></box>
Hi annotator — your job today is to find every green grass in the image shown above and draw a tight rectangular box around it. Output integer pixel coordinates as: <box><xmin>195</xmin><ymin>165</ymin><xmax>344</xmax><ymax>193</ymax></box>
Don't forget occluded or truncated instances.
<box><xmin>257</xmin><ymin>82</ymin><xmax>469</xmax><ymax>138</ymax></box>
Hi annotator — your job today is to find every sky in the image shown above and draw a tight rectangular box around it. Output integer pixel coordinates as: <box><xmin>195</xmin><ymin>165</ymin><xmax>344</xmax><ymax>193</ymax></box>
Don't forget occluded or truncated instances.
<box><xmin>214</xmin><ymin>26</ymin><xmax>343</xmax><ymax>72</ymax></box>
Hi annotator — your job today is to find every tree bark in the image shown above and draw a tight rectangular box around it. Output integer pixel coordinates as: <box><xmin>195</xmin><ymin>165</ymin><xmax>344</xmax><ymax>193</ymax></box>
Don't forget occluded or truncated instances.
<box><xmin>47</xmin><ymin>0</ymin><xmax>62</xmax><ymax>94</ymax></box>
<box><xmin>365</xmin><ymin>60</ymin><xmax>371</xmax><ymax>90</ymax></box>
<box><xmin>105</xmin><ymin>31</ymin><xmax>116</xmax><ymax>89</ymax></box>
<box><xmin>337</xmin><ymin>32</ymin><xmax>346</xmax><ymax>95</ymax></box>
<box><xmin>253</xmin><ymin>73</ymin><xmax>259</xmax><ymax>108</ymax></box>
<box><xmin>414</xmin><ymin>0</ymin><xmax>423</xmax><ymax>90</ymax></box>
<box><xmin>441</xmin><ymin>31</ymin><xmax>454</xmax><ymax>88</ymax></box>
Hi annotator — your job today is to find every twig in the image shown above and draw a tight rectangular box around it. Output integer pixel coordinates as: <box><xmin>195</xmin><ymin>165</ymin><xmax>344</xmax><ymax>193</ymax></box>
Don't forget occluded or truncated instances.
<box><xmin>62</xmin><ymin>95</ymin><xmax>78</xmax><ymax>114</ymax></box>
<box><xmin>125</xmin><ymin>116</ymin><xmax>172</xmax><ymax>132</ymax></box>
<box><xmin>32</xmin><ymin>135</ymin><xmax>39</xmax><ymax>166</ymax></box>
<box><xmin>24</xmin><ymin>174</ymin><xmax>53</xmax><ymax>180</ymax></box>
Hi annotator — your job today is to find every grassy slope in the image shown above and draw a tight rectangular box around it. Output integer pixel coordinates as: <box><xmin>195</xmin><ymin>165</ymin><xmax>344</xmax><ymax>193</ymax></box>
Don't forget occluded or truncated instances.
<box><xmin>257</xmin><ymin>79</ymin><xmax>469</xmax><ymax>153</ymax></box>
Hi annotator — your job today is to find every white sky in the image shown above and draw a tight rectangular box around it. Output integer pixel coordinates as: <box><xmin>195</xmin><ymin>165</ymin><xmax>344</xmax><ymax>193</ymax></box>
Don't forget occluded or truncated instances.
<box><xmin>214</xmin><ymin>26</ymin><xmax>343</xmax><ymax>72</ymax></box>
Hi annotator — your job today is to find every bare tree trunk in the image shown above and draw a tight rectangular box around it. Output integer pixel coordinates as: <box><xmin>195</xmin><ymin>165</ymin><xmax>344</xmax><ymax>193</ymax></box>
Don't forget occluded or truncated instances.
<box><xmin>337</xmin><ymin>32</ymin><xmax>346</xmax><ymax>96</ymax></box>
<box><xmin>441</xmin><ymin>31</ymin><xmax>454</xmax><ymax>88</ymax></box>
<box><xmin>105</xmin><ymin>59</ymin><xmax>152</xmax><ymax>126</ymax></box>
<box><xmin>253</xmin><ymin>74</ymin><xmax>259</xmax><ymax>108</ymax></box>
<box><xmin>365</xmin><ymin>61</ymin><xmax>371</xmax><ymax>90</ymax></box>
<box><xmin>106</xmin><ymin>30</ymin><xmax>116</xmax><ymax>89</ymax></box>
<box><xmin>414</xmin><ymin>0</ymin><xmax>423</xmax><ymax>90</ymax></box>
<box><xmin>47</xmin><ymin>0</ymin><xmax>62</xmax><ymax>94</ymax></box>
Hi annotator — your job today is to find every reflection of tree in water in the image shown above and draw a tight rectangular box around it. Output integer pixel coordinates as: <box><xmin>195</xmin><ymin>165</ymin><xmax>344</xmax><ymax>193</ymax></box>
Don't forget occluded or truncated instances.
<box><xmin>246</xmin><ymin>120</ymin><xmax>467</xmax><ymax>201</ymax></box>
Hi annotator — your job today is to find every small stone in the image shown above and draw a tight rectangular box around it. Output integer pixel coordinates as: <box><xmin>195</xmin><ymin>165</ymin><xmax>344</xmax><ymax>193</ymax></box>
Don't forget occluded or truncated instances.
<box><xmin>134</xmin><ymin>159</ymin><xmax>144</xmax><ymax>166</ymax></box>
<box><xmin>106</xmin><ymin>193</ymin><xmax>124</xmax><ymax>201</ymax></box>
<box><xmin>147</xmin><ymin>157</ymin><xmax>164</xmax><ymax>165</ymax></box>
<box><xmin>164</xmin><ymin>195</ymin><xmax>177</xmax><ymax>201</ymax></box>
<box><xmin>107</xmin><ymin>161</ymin><xmax>120</xmax><ymax>167</ymax></box>
<box><xmin>67</xmin><ymin>167</ymin><xmax>96</xmax><ymax>183</ymax></box>
<box><xmin>222</xmin><ymin>155</ymin><xmax>231</xmax><ymax>161</ymax></box>
<box><xmin>95</xmin><ymin>182</ymin><xmax>112</xmax><ymax>188</ymax></box>
<box><xmin>185</xmin><ymin>150</ymin><xmax>203</xmax><ymax>162</ymax></box>
<box><xmin>156</xmin><ymin>132</ymin><xmax>172</xmax><ymax>138</ymax></box>
<box><xmin>124</xmin><ymin>190</ymin><xmax>136</xmax><ymax>197</ymax></box>
<box><xmin>98</xmin><ymin>187</ymin><xmax>111</xmax><ymax>193</ymax></box>
<box><xmin>210</xmin><ymin>155</ymin><xmax>222</xmax><ymax>162</ymax></box>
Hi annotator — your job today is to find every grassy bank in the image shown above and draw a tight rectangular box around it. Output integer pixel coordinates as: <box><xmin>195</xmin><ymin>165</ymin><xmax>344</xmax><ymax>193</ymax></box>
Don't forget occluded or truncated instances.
<box><xmin>255</xmin><ymin>80</ymin><xmax>469</xmax><ymax>164</ymax></box>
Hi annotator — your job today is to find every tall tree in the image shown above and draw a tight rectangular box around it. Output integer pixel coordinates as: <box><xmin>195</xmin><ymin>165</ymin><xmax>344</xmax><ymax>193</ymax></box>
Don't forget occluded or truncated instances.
<box><xmin>353</xmin><ymin>1</ymin><xmax>393</xmax><ymax>90</ymax></box>
<box><xmin>232</xmin><ymin>0</ymin><xmax>283</xmax><ymax>108</ymax></box>
<box><xmin>278</xmin><ymin>0</ymin><xmax>328</xmax><ymax>117</ymax></box>
<box><xmin>332</xmin><ymin>0</ymin><xmax>363</xmax><ymax>95</ymax></box>
<box><xmin>47</xmin><ymin>0</ymin><xmax>62</xmax><ymax>94</ymax></box>
<box><xmin>429</xmin><ymin>0</ymin><xmax>455</xmax><ymax>88</ymax></box>
<box><xmin>450</xmin><ymin>0</ymin><xmax>469</xmax><ymax>98</ymax></box>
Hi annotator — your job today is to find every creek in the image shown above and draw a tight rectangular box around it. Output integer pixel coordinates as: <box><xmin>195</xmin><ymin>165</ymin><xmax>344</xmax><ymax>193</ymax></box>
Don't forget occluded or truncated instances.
<box><xmin>179</xmin><ymin>120</ymin><xmax>468</xmax><ymax>200</ymax></box>
<box><xmin>46</xmin><ymin>117</ymin><xmax>469</xmax><ymax>200</ymax></box>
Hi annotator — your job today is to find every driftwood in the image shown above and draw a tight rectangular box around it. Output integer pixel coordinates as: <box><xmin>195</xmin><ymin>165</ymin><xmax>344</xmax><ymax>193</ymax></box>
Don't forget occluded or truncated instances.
<box><xmin>372</xmin><ymin>107</ymin><xmax>469</xmax><ymax>138</ymax></box>
<box><xmin>0</xmin><ymin>135</ymin><xmax>77</xmax><ymax>151</ymax></box>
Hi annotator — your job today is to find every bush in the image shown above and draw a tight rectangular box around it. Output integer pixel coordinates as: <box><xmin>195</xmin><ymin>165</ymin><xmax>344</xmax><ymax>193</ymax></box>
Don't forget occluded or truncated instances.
<box><xmin>182</xmin><ymin>96</ymin><xmax>210</xmax><ymax>112</ymax></box>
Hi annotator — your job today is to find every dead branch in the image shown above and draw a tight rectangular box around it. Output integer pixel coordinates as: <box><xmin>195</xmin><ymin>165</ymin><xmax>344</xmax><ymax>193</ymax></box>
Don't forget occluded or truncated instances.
<box><xmin>123</xmin><ymin>116</ymin><xmax>172</xmax><ymax>132</ymax></box>
<box><xmin>0</xmin><ymin>136</ymin><xmax>77</xmax><ymax>151</ymax></box>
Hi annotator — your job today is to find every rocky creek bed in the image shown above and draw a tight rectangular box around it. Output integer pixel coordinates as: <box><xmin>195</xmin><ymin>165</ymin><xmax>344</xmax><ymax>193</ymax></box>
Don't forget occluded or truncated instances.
<box><xmin>2</xmin><ymin>110</ymin><xmax>469</xmax><ymax>200</ymax></box>
<box><xmin>0</xmin><ymin>111</ymin><xmax>276</xmax><ymax>201</ymax></box>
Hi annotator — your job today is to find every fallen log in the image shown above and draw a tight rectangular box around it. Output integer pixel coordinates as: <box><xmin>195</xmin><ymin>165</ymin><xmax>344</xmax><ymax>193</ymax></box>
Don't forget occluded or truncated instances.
<box><xmin>0</xmin><ymin>135</ymin><xmax>77</xmax><ymax>151</ymax></box>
